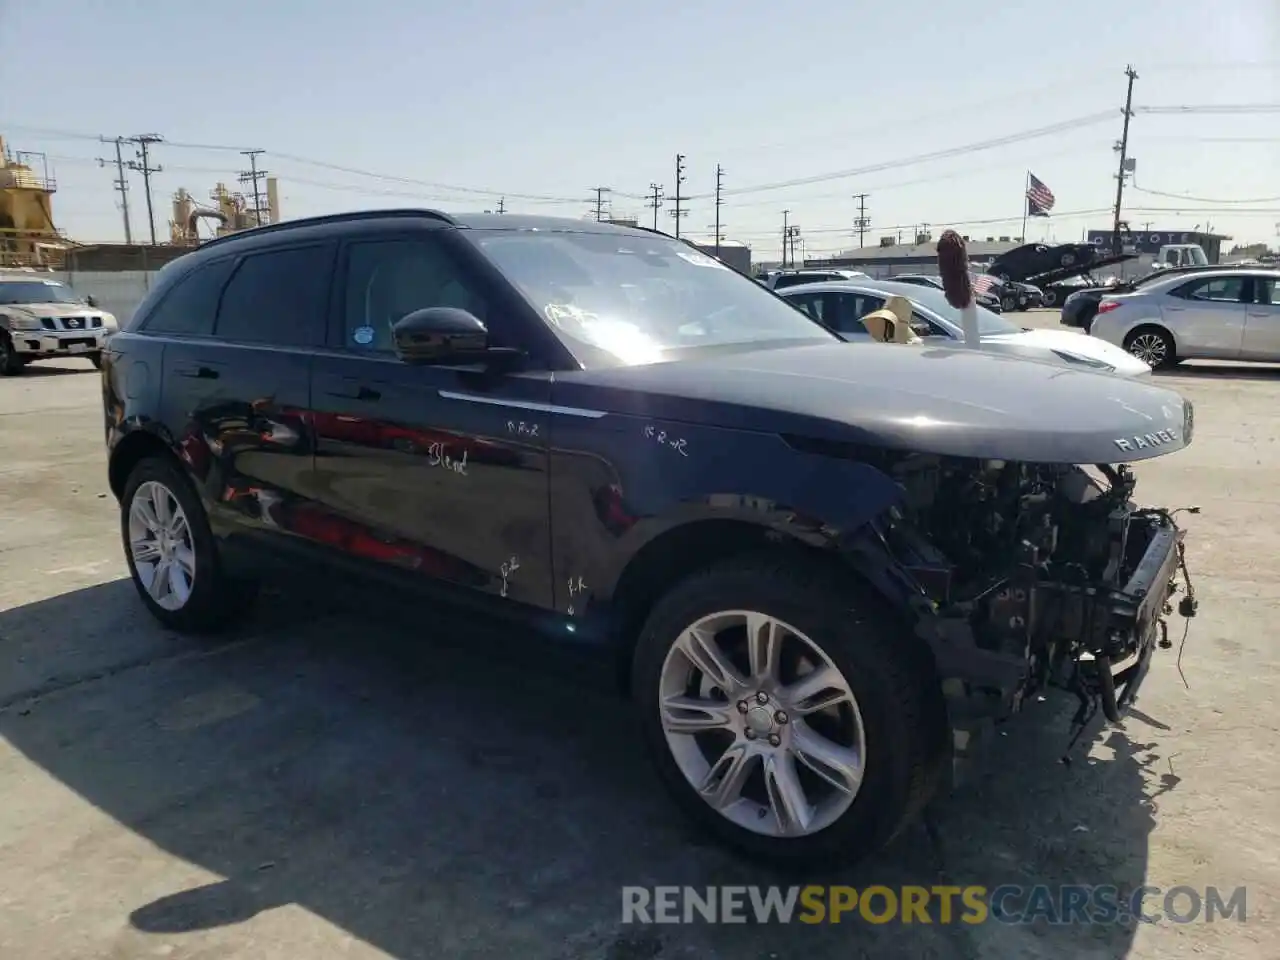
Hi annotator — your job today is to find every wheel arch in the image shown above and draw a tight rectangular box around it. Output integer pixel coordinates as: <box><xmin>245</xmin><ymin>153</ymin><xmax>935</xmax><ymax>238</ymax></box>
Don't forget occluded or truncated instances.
<box><xmin>108</xmin><ymin>427</ymin><xmax>183</xmax><ymax>502</ymax></box>
<box><xmin>1122</xmin><ymin>320</ymin><xmax>1179</xmax><ymax>355</ymax></box>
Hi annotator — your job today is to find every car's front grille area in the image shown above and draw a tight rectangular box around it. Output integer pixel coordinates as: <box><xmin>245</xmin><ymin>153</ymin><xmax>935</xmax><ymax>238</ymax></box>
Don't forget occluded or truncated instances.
<box><xmin>38</xmin><ymin>317</ymin><xmax>102</xmax><ymax>331</ymax></box>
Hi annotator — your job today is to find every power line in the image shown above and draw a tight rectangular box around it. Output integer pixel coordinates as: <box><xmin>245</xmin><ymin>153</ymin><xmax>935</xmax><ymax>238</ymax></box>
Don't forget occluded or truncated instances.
<box><xmin>1132</xmin><ymin>183</ymin><xmax>1280</xmax><ymax>204</ymax></box>
<box><xmin>238</xmin><ymin>149</ymin><xmax>268</xmax><ymax>226</ymax></box>
<box><xmin>1135</xmin><ymin>103</ymin><xmax>1280</xmax><ymax>114</ymax></box>
<box><xmin>670</xmin><ymin>154</ymin><xmax>688</xmax><ymax>239</ymax></box>
<box><xmin>1112</xmin><ymin>65</ymin><xmax>1138</xmax><ymax>255</ymax></box>
<box><xmin>646</xmin><ymin>183</ymin><xmax>664</xmax><ymax>231</ymax></box>
<box><xmin>683</xmin><ymin>111</ymin><xmax>1119</xmax><ymax>199</ymax></box>
<box><xmin>95</xmin><ymin>137</ymin><xmax>132</xmax><ymax>244</ymax></box>
<box><xmin>125</xmin><ymin>134</ymin><xmax>163</xmax><ymax>245</ymax></box>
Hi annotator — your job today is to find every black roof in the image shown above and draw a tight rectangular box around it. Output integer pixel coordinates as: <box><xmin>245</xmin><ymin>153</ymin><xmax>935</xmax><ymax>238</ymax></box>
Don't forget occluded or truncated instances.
<box><xmin>192</xmin><ymin>208</ymin><xmax>672</xmax><ymax>256</ymax></box>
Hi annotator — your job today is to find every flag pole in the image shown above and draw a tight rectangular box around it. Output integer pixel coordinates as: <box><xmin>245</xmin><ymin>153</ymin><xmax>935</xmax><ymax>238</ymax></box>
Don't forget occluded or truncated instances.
<box><xmin>1020</xmin><ymin>170</ymin><xmax>1029</xmax><ymax>242</ymax></box>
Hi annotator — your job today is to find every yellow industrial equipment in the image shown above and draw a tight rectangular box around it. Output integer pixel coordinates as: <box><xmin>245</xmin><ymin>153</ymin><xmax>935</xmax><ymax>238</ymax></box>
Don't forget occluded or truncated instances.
<box><xmin>169</xmin><ymin>179</ymin><xmax>281</xmax><ymax>245</ymax></box>
<box><xmin>0</xmin><ymin>137</ymin><xmax>67</xmax><ymax>267</ymax></box>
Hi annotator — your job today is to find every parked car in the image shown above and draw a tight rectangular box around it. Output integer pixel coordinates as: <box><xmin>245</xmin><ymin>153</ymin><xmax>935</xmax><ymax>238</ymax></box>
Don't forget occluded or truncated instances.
<box><xmin>890</xmin><ymin>274</ymin><xmax>1003</xmax><ymax>313</ymax></box>
<box><xmin>104</xmin><ymin>209</ymin><xmax>1194</xmax><ymax>867</ymax></box>
<box><xmin>778</xmin><ymin>278</ymin><xmax>1151</xmax><ymax>377</ymax></box>
<box><xmin>0</xmin><ymin>276</ymin><xmax>117</xmax><ymax>374</ymax></box>
<box><xmin>766</xmin><ymin>268</ymin><xmax>869</xmax><ymax>291</ymax></box>
<box><xmin>1090</xmin><ymin>267</ymin><xmax>1280</xmax><ymax>369</ymax></box>
<box><xmin>1000</xmin><ymin>281</ymin><xmax>1044</xmax><ymax>312</ymax></box>
<box><xmin>988</xmin><ymin>242</ymin><xmax>1099</xmax><ymax>282</ymax></box>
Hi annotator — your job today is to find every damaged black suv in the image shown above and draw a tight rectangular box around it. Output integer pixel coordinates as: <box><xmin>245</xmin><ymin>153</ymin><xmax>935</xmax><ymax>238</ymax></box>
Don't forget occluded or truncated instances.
<box><xmin>102</xmin><ymin>210</ymin><xmax>1197</xmax><ymax>866</ymax></box>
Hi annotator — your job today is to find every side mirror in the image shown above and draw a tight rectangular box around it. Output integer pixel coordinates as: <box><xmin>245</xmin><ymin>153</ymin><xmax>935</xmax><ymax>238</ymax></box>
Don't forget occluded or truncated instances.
<box><xmin>392</xmin><ymin>307</ymin><xmax>489</xmax><ymax>365</ymax></box>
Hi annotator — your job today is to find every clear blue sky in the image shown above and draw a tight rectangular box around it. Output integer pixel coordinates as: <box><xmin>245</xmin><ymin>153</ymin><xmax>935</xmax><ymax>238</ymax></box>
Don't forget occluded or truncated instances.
<box><xmin>2</xmin><ymin>0</ymin><xmax>1277</xmax><ymax>255</ymax></box>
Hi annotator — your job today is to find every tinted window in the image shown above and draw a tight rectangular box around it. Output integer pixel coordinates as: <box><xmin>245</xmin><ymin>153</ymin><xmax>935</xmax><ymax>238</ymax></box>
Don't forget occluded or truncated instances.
<box><xmin>341</xmin><ymin>237</ymin><xmax>487</xmax><ymax>353</ymax></box>
<box><xmin>143</xmin><ymin>258</ymin><xmax>236</xmax><ymax>336</ymax></box>
<box><xmin>1256</xmin><ymin>278</ymin><xmax>1279</xmax><ymax>305</ymax></box>
<box><xmin>787</xmin><ymin>292</ymin><xmax>825</xmax><ymax>321</ymax></box>
<box><xmin>214</xmin><ymin>245</ymin><xmax>331</xmax><ymax>346</ymax></box>
<box><xmin>1174</xmin><ymin>276</ymin><xmax>1245</xmax><ymax>303</ymax></box>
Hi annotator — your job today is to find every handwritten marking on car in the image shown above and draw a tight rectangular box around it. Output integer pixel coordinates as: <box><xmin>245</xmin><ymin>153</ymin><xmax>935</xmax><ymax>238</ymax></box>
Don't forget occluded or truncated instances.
<box><xmin>500</xmin><ymin>556</ymin><xmax>520</xmax><ymax>598</ymax></box>
<box><xmin>567</xmin><ymin>575</ymin><xmax>588</xmax><ymax>615</ymax></box>
<box><xmin>1114</xmin><ymin>429</ymin><xmax>1178</xmax><ymax>452</ymax></box>
<box><xmin>507</xmin><ymin>420</ymin><xmax>539</xmax><ymax>438</ymax></box>
<box><xmin>642</xmin><ymin>424</ymin><xmax>689</xmax><ymax>457</ymax></box>
<box><xmin>427</xmin><ymin>442</ymin><xmax>468</xmax><ymax>475</ymax></box>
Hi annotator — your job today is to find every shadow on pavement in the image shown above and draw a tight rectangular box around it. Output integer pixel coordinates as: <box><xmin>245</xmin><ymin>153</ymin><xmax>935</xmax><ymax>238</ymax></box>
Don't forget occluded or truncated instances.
<box><xmin>1156</xmin><ymin>362</ymin><xmax>1280</xmax><ymax>382</ymax></box>
<box><xmin>12</xmin><ymin>362</ymin><xmax>97</xmax><ymax>377</ymax></box>
<box><xmin>0</xmin><ymin>580</ymin><xmax>1169</xmax><ymax>959</ymax></box>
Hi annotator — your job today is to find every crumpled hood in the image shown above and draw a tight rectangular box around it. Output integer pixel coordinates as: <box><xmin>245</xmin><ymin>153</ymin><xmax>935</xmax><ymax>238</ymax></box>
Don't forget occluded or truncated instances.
<box><xmin>987</xmin><ymin>327</ymin><xmax>1151</xmax><ymax>377</ymax></box>
<box><xmin>558</xmin><ymin>341</ymin><xmax>1192</xmax><ymax>464</ymax></box>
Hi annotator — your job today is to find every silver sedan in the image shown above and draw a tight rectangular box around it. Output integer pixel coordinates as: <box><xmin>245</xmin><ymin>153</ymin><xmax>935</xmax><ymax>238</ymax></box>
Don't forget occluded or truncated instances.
<box><xmin>1089</xmin><ymin>268</ymin><xmax>1280</xmax><ymax>369</ymax></box>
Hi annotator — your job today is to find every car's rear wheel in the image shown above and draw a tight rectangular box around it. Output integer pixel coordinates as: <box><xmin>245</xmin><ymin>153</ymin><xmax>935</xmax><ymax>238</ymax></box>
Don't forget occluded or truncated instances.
<box><xmin>1123</xmin><ymin>325</ymin><xmax>1177</xmax><ymax>370</ymax></box>
<box><xmin>121</xmin><ymin>456</ymin><xmax>251</xmax><ymax>632</ymax></box>
<box><xmin>0</xmin><ymin>333</ymin><xmax>24</xmax><ymax>376</ymax></box>
<box><xmin>632</xmin><ymin>554</ymin><xmax>944</xmax><ymax>867</ymax></box>
<box><xmin>1042</xmin><ymin>289</ymin><xmax>1058</xmax><ymax>307</ymax></box>
<box><xmin>1001</xmin><ymin>294</ymin><xmax>1017</xmax><ymax>311</ymax></box>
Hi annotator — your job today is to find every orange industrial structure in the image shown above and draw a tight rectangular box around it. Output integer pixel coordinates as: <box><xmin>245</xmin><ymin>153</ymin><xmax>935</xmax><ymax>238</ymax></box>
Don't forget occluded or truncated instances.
<box><xmin>169</xmin><ymin>178</ymin><xmax>280</xmax><ymax>246</ymax></box>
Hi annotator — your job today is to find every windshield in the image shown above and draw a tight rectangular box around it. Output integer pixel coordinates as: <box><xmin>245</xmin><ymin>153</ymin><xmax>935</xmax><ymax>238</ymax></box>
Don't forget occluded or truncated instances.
<box><xmin>873</xmin><ymin>281</ymin><xmax>1023</xmax><ymax>336</ymax></box>
<box><xmin>0</xmin><ymin>280</ymin><xmax>82</xmax><ymax>305</ymax></box>
<box><xmin>469</xmin><ymin>230</ymin><xmax>838</xmax><ymax>366</ymax></box>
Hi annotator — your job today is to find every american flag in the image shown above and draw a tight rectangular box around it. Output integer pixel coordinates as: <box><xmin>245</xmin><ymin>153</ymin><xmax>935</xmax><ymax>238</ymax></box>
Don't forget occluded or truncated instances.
<box><xmin>1026</xmin><ymin>172</ymin><xmax>1055</xmax><ymax>217</ymax></box>
<box><xmin>972</xmin><ymin>273</ymin><xmax>999</xmax><ymax>296</ymax></box>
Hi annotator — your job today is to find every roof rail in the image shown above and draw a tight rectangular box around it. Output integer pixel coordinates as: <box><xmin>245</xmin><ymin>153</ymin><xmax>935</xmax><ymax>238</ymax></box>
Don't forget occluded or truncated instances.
<box><xmin>194</xmin><ymin>208</ymin><xmax>456</xmax><ymax>252</ymax></box>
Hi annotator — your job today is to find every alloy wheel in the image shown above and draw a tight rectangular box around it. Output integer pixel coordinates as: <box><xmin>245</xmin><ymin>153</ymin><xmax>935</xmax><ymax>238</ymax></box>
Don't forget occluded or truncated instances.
<box><xmin>128</xmin><ymin>480</ymin><xmax>197</xmax><ymax>611</ymax></box>
<box><xmin>1128</xmin><ymin>333</ymin><xmax>1168</xmax><ymax>366</ymax></box>
<box><xmin>658</xmin><ymin>610</ymin><xmax>866</xmax><ymax>838</ymax></box>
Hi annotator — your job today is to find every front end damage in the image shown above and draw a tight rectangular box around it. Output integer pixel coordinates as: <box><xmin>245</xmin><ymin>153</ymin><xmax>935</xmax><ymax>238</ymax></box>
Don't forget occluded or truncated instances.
<box><xmin>847</xmin><ymin>452</ymin><xmax>1198</xmax><ymax>771</ymax></box>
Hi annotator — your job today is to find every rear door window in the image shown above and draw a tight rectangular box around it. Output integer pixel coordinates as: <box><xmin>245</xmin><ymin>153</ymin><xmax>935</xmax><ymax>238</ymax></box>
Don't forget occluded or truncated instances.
<box><xmin>141</xmin><ymin>258</ymin><xmax>237</xmax><ymax>336</ymax></box>
<box><xmin>1173</xmin><ymin>276</ymin><xmax>1246</xmax><ymax>303</ymax></box>
<box><xmin>214</xmin><ymin>245</ymin><xmax>334</xmax><ymax>346</ymax></box>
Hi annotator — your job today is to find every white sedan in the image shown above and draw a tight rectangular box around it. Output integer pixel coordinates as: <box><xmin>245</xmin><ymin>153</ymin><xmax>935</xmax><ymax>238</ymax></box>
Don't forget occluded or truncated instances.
<box><xmin>778</xmin><ymin>278</ymin><xmax>1152</xmax><ymax>378</ymax></box>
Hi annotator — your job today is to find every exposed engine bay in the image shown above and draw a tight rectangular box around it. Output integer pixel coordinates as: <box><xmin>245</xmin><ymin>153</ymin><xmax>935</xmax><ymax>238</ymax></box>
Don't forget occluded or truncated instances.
<box><xmin>869</xmin><ymin>454</ymin><xmax>1198</xmax><ymax>751</ymax></box>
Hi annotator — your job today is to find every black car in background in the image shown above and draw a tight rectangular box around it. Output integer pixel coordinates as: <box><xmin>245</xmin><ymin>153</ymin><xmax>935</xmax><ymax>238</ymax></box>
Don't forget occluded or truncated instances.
<box><xmin>988</xmin><ymin>242</ymin><xmax>1099</xmax><ymax>282</ymax></box>
<box><xmin>101</xmin><ymin>209</ymin><xmax>1196</xmax><ymax>868</ymax></box>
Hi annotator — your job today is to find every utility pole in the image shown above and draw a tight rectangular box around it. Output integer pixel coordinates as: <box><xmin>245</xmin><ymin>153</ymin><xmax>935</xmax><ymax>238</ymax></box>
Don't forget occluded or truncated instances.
<box><xmin>646</xmin><ymin>183</ymin><xmax>664</xmax><ymax>230</ymax></box>
<box><xmin>126</xmin><ymin>134</ymin><xmax>163</xmax><ymax>245</ymax></box>
<box><xmin>787</xmin><ymin>224</ymin><xmax>801</xmax><ymax>267</ymax></box>
<box><xmin>852</xmin><ymin>193</ymin><xmax>869</xmax><ymax>248</ymax></box>
<box><xmin>496</xmin><ymin>197</ymin><xmax>506</xmax><ymax>214</ymax></box>
<box><xmin>670</xmin><ymin>154</ymin><xmax>688</xmax><ymax>238</ymax></box>
<box><xmin>1112</xmin><ymin>64</ymin><xmax>1138</xmax><ymax>256</ymax></box>
<box><xmin>238</xmin><ymin>149</ymin><xmax>268</xmax><ymax>226</ymax></box>
<box><xmin>96</xmin><ymin>136</ymin><xmax>132</xmax><ymax>244</ymax></box>
<box><xmin>713</xmin><ymin>164</ymin><xmax>725</xmax><ymax>257</ymax></box>
<box><xmin>782</xmin><ymin>209</ymin><xmax>790</xmax><ymax>266</ymax></box>
<box><xmin>590</xmin><ymin>186</ymin><xmax>612</xmax><ymax>222</ymax></box>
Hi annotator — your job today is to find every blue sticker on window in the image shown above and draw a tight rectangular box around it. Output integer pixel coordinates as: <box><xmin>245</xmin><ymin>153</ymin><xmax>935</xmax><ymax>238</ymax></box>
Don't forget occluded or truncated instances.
<box><xmin>353</xmin><ymin>325</ymin><xmax>375</xmax><ymax>345</ymax></box>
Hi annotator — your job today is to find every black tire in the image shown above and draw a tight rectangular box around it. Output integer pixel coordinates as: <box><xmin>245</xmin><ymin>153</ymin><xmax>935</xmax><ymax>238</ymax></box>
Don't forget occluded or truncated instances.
<box><xmin>0</xmin><ymin>333</ymin><xmax>23</xmax><ymax>376</ymax></box>
<box><xmin>1123</xmin><ymin>325</ymin><xmax>1177</xmax><ymax>370</ymax></box>
<box><xmin>1042</xmin><ymin>290</ymin><xmax>1058</xmax><ymax>307</ymax></box>
<box><xmin>1060</xmin><ymin>252</ymin><xmax>1076</xmax><ymax>267</ymax></box>
<box><xmin>88</xmin><ymin>352</ymin><xmax>102</xmax><ymax>370</ymax></box>
<box><xmin>120</xmin><ymin>455</ymin><xmax>254</xmax><ymax>633</ymax></box>
<box><xmin>631</xmin><ymin>553</ymin><xmax>946</xmax><ymax>868</ymax></box>
<box><xmin>1001</xmin><ymin>294</ymin><xmax>1017</xmax><ymax>312</ymax></box>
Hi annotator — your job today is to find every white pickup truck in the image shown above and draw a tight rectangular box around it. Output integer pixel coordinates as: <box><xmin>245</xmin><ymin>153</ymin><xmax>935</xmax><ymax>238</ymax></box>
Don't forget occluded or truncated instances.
<box><xmin>0</xmin><ymin>275</ymin><xmax>117</xmax><ymax>375</ymax></box>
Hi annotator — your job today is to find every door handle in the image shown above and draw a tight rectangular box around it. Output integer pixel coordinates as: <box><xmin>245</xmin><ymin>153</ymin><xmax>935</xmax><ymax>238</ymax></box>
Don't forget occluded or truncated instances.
<box><xmin>176</xmin><ymin>365</ymin><xmax>220</xmax><ymax>379</ymax></box>
<box><xmin>327</xmin><ymin>385</ymin><xmax>381</xmax><ymax>402</ymax></box>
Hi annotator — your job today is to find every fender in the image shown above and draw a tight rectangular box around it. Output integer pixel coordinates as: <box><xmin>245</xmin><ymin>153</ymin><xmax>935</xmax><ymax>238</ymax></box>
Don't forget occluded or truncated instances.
<box><xmin>547</xmin><ymin>412</ymin><xmax>905</xmax><ymax>616</ymax></box>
